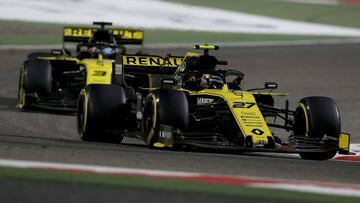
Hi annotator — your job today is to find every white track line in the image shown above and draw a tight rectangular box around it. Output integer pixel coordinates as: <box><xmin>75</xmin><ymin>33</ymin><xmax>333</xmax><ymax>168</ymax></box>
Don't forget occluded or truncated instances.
<box><xmin>334</xmin><ymin>143</ymin><xmax>360</xmax><ymax>161</ymax></box>
<box><xmin>250</xmin><ymin>144</ymin><xmax>360</xmax><ymax>161</ymax></box>
<box><xmin>252</xmin><ymin>183</ymin><xmax>360</xmax><ymax>197</ymax></box>
<box><xmin>1</xmin><ymin>0</ymin><xmax>360</xmax><ymax>36</ymax></box>
<box><xmin>0</xmin><ymin>158</ymin><xmax>359</xmax><ymax>197</ymax></box>
<box><xmin>278</xmin><ymin>0</ymin><xmax>339</xmax><ymax>5</ymax></box>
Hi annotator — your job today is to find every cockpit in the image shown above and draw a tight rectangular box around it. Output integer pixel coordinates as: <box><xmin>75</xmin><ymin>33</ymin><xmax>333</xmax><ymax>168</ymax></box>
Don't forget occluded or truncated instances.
<box><xmin>178</xmin><ymin>45</ymin><xmax>244</xmax><ymax>91</ymax></box>
<box><xmin>76</xmin><ymin>30</ymin><xmax>118</xmax><ymax>59</ymax></box>
<box><xmin>182</xmin><ymin>71</ymin><xmax>225</xmax><ymax>91</ymax></box>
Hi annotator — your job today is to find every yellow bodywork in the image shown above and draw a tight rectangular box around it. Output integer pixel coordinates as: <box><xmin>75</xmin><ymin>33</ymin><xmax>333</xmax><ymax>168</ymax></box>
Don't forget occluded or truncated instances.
<box><xmin>109</xmin><ymin>29</ymin><xmax>143</xmax><ymax>41</ymax></box>
<box><xmin>80</xmin><ymin>58</ymin><xmax>113</xmax><ymax>85</ymax></box>
<box><xmin>38</xmin><ymin>55</ymin><xmax>113</xmax><ymax>85</ymax></box>
<box><xmin>180</xmin><ymin>85</ymin><xmax>272</xmax><ymax>145</ymax></box>
<box><xmin>122</xmin><ymin>55</ymin><xmax>183</xmax><ymax>68</ymax></box>
<box><xmin>63</xmin><ymin>27</ymin><xmax>144</xmax><ymax>42</ymax></box>
<box><xmin>339</xmin><ymin>133</ymin><xmax>350</xmax><ymax>151</ymax></box>
<box><xmin>17</xmin><ymin>54</ymin><xmax>113</xmax><ymax>110</ymax></box>
<box><xmin>64</xmin><ymin>27</ymin><xmax>93</xmax><ymax>38</ymax></box>
<box><xmin>153</xmin><ymin>142</ymin><xmax>167</xmax><ymax>148</ymax></box>
<box><xmin>193</xmin><ymin>44</ymin><xmax>218</xmax><ymax>50</ymax></box>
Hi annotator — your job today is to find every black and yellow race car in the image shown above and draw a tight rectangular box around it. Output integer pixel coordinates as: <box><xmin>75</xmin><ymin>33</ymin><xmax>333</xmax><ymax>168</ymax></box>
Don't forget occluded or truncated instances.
<box><xmin>77</xmin><ymin>44</ymin><xmax>351</xmax><ymax>160</ymax></box>
<box><xmin>16</xmin><ymin>22</ymin><xmax>143</xmax><ymax>111</ymax></box>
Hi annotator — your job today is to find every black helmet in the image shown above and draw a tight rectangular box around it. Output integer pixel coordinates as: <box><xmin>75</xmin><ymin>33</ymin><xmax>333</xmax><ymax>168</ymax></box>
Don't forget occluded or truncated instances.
<box><xmin>200</xmin><ymin>73</ymin><xmax>224</xmax><ymax>89</ymax></box>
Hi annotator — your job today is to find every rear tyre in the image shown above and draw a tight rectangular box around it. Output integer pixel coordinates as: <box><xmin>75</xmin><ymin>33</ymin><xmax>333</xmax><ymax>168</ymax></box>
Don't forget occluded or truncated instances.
<box><xmin>293</xmin><ymin>97</ymin><xmax>340</xmax><ymax>160</ymax></box>
<box><xmin>142</xmin><ymin>89</ymin><xmax>188</xmax><ymax>146</ymax></box>
<box><xmin>77</xmin><ymin>84</ymin><xmax>128</xmax><ymax>142</ymax></box>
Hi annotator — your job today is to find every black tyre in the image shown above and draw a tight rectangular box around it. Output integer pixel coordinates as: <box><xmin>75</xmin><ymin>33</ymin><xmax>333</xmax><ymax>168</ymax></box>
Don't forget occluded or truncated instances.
<box><xmin>27</xmin><ymin>52</ymin><xmax>54</xmax><ymax>59</ymax></box>
<box><xmin>77</xmin><ymin>84</ymin><xmax>128</xmax><ymax>142</ymax></box>
<box><xmin>17</xmin><ymin>59</ymin><xmax>52</xmax><ymax>109</ymax></box>
<box><xmin>23</xmin><ymin>59</ymin><xmax>52</xmax><ymax>94</ymax></box>
<box><xmin>142</xmin><ymin>89</ymin><xmax>188</xmax><ymax>146</ymax></box>
<box><xmin>293</xmin><ymin>96</ymin><xmax>340</xmax><ymax>160</ymax></box>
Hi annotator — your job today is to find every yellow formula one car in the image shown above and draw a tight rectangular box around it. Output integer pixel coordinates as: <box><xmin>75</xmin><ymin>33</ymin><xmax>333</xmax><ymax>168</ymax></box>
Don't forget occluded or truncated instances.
<box><xmin>77</xmin><ymin>45</ymin><xmax>351</xmax><ymax>160</ymax></box>
<box><xmin>17</xmin><ymin>22</ymin><xmax>143</xmax><ymax>111</ymax></box>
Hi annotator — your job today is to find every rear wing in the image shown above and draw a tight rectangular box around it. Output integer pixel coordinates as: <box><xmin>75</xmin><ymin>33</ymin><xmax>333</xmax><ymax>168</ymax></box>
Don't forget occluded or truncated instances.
<box><xmin>116</xmin><ymin>55</ymin><xmax>183</xmax><ymax>75</ymax></box>
<box><xmin>63</xmin><ymin>27</ymin><xmax>93</xmax><ymax>43</ymax></box>
<box><xmin>109</xmin><ymin>28</ymin><xmax>143</xmax><ymax>45</ymax></box>
<box><xmin>63</xmin><ymin>27</ymin><xmax>144</xmax><ymax>45</ymax></box>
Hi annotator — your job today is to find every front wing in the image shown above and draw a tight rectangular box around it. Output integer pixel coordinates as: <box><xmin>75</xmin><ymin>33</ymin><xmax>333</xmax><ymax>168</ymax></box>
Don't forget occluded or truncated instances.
<box><xmin>167</xmin><ymin>132</ymin><xmax>351</xmax><ymax>155</ymax></box>
<box><xmin>18</xmin><ymin>93</ymin><xmax>77</xmax><ymax>112</ymax></box>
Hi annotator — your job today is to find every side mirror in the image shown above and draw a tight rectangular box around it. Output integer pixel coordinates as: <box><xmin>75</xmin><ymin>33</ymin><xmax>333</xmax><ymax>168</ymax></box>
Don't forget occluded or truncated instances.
<box><xmin>51</xmin><ymin>49</ymin><xmax>64</xmax><ymax>55</ymax></box>
<box><xmin>265</xmin><ymin>82</ymin><xmax>278</xmax><ymax>89</ymax></box>
<box><xmin>162</xmin><ymin>78</ymin><xmax>175</xmax><ymax>85</ymax></box>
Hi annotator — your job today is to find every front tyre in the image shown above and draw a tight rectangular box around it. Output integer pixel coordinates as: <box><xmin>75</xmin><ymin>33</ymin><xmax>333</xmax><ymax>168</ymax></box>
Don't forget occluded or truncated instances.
<box><xmin>77</xmin><ymin>84</ymin><xmax>128</xmax><ymax>142</ymax></box>
<box><xmin>142</xmin><ymin>89</ymin><xmax>188</xmax><ymax>147</ymax></box>
<box><xmin>17</xmin><ymin>59</ymin><xmax>52</xmax><ymax>109</ymax></box>
<box><xmin>293</xmin><ymin>97</ymin><xmax>340</xmax><ymax>160</ymax></box>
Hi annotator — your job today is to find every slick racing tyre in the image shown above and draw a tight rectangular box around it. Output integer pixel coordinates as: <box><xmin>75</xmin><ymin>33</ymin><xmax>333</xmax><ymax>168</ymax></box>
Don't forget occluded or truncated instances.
<box><xmin>27</xmin><ymin>52</ymin><xmax>54</xmax><ymax>59</ymax></box>
<box><xmin>23</xmin><ymin>59</ymin><xmax>52</xmax><ymax>94</ymax></box>
<box><xmin>77</xmin><ymin>84</ymin><xmax>129</xmax><ymax>142</ymax></box>
<box><xmin>293</xmin><ymin>97</ymin><xmax>340</xmax><ymax>160</ymax></box>
<box><xmin>142</xmin><ymin>89</ymin><xmax>188</xmax><ymax>146</ymax></box>
<box><xmin>17</xmin><ymin>59</ymin><xmax>52</xmax><ymax>109</ymax></box>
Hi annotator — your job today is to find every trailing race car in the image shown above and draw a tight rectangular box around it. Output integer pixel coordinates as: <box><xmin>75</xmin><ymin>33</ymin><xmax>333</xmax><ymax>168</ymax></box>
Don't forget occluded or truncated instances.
<box><xmin>77</xmin><ymin>44</ymin><xmax>351</xmax><ymax>160</ymax></box>
<box><xmin>16</xmin><ymin>22</ymin><xmax>143</xmax><ymax>111</ymax></box>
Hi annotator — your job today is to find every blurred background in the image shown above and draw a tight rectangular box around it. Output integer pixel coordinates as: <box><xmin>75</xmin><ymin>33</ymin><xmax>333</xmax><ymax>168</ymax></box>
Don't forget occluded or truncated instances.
<box><xmin>1</xmin><ymin>0</ymin><xmax>360</xmax><ymax>45</ymax></box>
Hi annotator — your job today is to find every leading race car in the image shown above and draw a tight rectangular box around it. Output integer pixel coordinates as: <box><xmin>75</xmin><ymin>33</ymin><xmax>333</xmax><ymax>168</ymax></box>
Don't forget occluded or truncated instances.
<box><xmin>16</xmin><ymin>22</ymin><xmax>143</xmax><ymax>111</ymax></box>
<box><xmin>77</xmin><ymin>44</ymin><xmax>351</xmax><ymax>160</ymax></box>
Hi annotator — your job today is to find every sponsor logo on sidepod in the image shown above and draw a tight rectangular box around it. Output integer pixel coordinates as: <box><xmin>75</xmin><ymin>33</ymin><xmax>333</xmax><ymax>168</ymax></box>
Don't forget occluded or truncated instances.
<box><xmin>197</xmin><ymin>97</ymin><xmax>214</xmax><ymax>105</ymax></box>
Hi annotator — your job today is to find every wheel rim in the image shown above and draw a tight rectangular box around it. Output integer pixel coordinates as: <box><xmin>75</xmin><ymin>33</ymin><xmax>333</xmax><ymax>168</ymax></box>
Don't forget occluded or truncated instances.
<box><xmin>294</xmin><ymin>106</ymin><xmax>307</xmax><ymax>137</ymax></box>
<box><xmin>17</xmin><ymin>66</ymin><xmax>26</xmax><ymax>109</ymax></box>
<box><xmin>294</xmin><ymin>103</ymin><xmax>337</xmax><ymax>160</ymax></box>
<box><xmin>143</xmin><ymin>94</ymin><xmax>157</xmax><ymax>144</ymax></box>
<box><xmin>77</xmin><ymin>90</ymin><xmax>88</xmax><ymax>139</ymax></box>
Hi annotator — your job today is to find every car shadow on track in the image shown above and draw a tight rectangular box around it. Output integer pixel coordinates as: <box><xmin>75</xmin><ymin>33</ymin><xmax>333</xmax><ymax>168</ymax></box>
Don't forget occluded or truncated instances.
<box><xmin>133</xmin><ymin>143</ymin><xmax>302</xmax><ymax>160</ymax></box>
<box><xmin>0</xmin><ymin>133</ymin><xmax>149</xmax><ymax>153</ymax></box>
<box><xmin>0</xmin><ymin>96</ymin><xmax>75</xmax><ymax>116</ymax></box>
<box><xmin>0</xmin><ymin>96</ymin><xmax>18</xmax><ymax>112</ymax></box>
<box><xmin>21</xmin><ymin>107</ymin><xmax>76</xmax><ymax>116</ymax></box>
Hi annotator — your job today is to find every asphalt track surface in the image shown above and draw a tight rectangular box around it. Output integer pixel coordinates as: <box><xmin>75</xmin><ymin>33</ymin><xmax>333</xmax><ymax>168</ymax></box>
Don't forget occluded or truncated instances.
<box><xmin>0</xmin><ymin>44</ymin><xmax>360</xmax><ymax>202</ymax></box>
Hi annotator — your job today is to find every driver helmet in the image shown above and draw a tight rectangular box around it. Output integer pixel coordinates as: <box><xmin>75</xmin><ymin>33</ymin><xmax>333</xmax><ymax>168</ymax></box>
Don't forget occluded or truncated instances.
<box><xmin>200</xmin><ymin>74</ymin><xmax>224</xmax><ymax>89</ymax></box>
<box><xmin>101</xmin><ymin>47</ymin><xmax>114</xmax><ymax>58</ymax></box>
